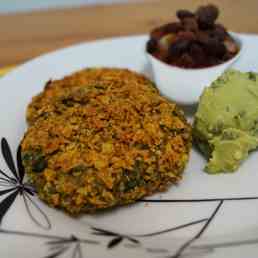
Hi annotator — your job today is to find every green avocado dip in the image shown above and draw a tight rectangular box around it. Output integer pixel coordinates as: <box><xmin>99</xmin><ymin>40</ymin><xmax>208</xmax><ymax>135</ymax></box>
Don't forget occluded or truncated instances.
<box><xmin>193</xmin><ymin>70</ymin><xmax>258</xmax><ymax>174</ymax></box>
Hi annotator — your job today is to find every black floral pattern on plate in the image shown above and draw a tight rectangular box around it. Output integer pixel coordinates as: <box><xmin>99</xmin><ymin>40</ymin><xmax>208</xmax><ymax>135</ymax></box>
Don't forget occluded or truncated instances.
<box><xmin>91</xmin><ymin>217</ymin><xmax>208</xmax><ymax>249</ymax></box>
<box><xmin>0</xmin><ymin>228</ymin><xmax>99</xmax><ymax>258</ymax></box>
<box><xmin>1</xmin><ymin>137</ymin><xmax>258</xmax><ymax>257</ymax></box>
<box><xmin>0</xmin><ymin>138</ymin><xmax>51</xmax><ymax>229</ymax></box>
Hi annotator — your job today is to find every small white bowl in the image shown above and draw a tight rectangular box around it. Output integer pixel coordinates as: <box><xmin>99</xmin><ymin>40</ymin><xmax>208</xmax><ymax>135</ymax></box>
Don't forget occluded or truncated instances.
<box><xmin>147</xmin><ymin>33</ymin><xmax>242</xmax><ymax>105</ymax></box>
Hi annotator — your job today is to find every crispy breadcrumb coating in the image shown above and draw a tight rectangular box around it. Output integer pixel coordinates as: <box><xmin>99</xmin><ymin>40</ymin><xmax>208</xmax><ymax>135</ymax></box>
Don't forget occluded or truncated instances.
<box><xmin>21</xmin><ymin>68</ymin><xmax>191</xmax><ymax>214</ymax></box>
<box><xmin>27</xmin><ymin>68</ymin><xmax>157</xmax><ymax>125</ymax></box>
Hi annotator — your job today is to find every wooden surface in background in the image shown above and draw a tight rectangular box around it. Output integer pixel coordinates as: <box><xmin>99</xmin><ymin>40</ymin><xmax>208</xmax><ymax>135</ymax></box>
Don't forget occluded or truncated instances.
<box><xmin>1</xmin><ymin>0</ymin><xmax>258</xmax><ymax>66</ymax></box>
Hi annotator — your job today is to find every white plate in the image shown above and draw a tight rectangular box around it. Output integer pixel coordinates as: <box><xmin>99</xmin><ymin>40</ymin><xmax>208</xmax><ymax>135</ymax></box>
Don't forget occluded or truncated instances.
<box><xmin>0</xmin><ymin>34</ymin><xmax>258</xmax><ymax>258</ymax></box>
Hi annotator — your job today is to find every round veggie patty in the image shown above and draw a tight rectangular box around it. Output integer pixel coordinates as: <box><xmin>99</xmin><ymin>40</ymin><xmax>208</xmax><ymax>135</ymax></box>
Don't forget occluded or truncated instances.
<box><xmin>21</xmin><ymin>68</ymin><xmax>192</xmax><ymax>214</ymax></box>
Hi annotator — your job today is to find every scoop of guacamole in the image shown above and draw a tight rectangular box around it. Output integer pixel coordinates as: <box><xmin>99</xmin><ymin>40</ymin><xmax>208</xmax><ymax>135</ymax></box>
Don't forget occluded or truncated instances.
<box><xmin>193</xmin><ymin>70</ymin><xmax>258</xmax><ymax>174</ymax></box>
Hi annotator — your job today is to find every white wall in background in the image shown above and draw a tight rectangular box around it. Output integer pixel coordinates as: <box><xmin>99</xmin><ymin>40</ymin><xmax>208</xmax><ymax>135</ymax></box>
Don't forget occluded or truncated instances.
<box><xmin>0</xmin><ymin>0</ymin><xmax>133</xmax><ymax>14</ymax></box>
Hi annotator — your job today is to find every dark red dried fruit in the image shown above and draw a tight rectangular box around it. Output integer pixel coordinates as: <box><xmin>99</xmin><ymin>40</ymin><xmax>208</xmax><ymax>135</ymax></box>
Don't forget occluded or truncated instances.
<box><xmin>188</xmin><ymin>43</ymin><xmax>207</xmax><ymax>67</ymax></box>
<box><xmin>189</xmin><ymin>43</ymin><xmax>204</xmax><ymax>58</ymax></box>
<box><xmin>223</xmin><ymin>52</ymin><xmax>235</xmax><ymax>61</ymax></box>
<box><xmin>150</xmin><ymin>23</ymin><xmax>182</xmax><ymax>40</ymax></box>
<box><xmin>176</xmin><ymin>10</ymin><xmax>195</xmax><ymax>20</ymax></box>
<box><xmin>213</xmin><ymin>24</ymin><xmax>228</xmax><ymax>40</ymax></box>
<box><xmin>164</xmin><ymin>22</ymin><xmax>184</xmax><ymax>34</ymax></box>
<box><xmin>148</xmin><ymin>4</ymin><xmax>238</xmax><ymax>69</ymax></box>
<box><xmin>177</xmin><ymin>31</ymin><xmax>196</xmax><ymax>41</ymax></box>
<box><xmin>203</xmin><ymin>38</ymin><xmax>226</xmax><ymax>58</ymax></box>
<box><xmin>176</xmin><ymin>53</ymin><xmax>195</xmax><ymax>68</ymax></box>
<box><xmin>182</xmin><ymin>17</ymin><xmax>199</xmax><ymax>32</ymax></box>
<box><xmin>153</xmin><ymin>49</ymin><xmax>169</xmax><ymax>62</ymax></box>
<box><xmin>196</xmin><ymin>31</ymin><xmax>210</xmax><ymax>44</ymax></box>
<box><xmin>150</xmin><ymin>27</ymin><xmax>167</xmax><ymax>41</ymax></box>
<box><xmin>146</xmin><ymin>38</ymin><xmax>158</xmax><ymax>54</ymax></box>
<box><xmin>224</xmin><ymin>38</ymin><xmax>238</xmax><ymax>54</ymax></box>
<box><xmin>208</xmin><ymin>56</ymin><xmax>221</xmax><ymax>66</ymax></box>
<box><xmin>168</xmin><ymin>39</ymin><xmax>190</xmax><ymax>57</ymax></box>
<box><xmin>196</xmin><ymin>4</ymin><xmax>219</xmax><ymax>29</ymax></box>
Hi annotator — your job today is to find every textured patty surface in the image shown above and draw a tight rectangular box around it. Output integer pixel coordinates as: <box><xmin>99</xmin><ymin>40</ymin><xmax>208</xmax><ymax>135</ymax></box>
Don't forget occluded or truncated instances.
<box><xmin>21</xmin><ymin>68</ymin><xmax>192</xmax><ymax>214</ymax></box>
<box><xmin>26</xmin><ymin>68</ymin><xmax>156</xmax><ymax>125</ymax></box>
